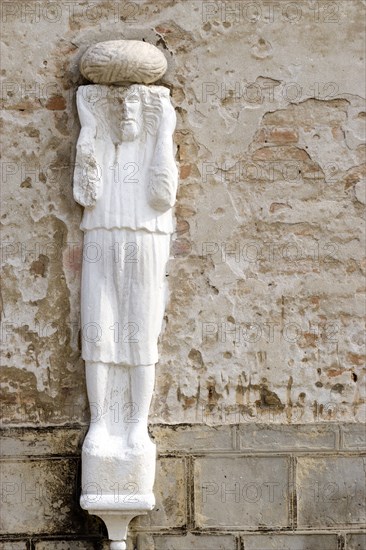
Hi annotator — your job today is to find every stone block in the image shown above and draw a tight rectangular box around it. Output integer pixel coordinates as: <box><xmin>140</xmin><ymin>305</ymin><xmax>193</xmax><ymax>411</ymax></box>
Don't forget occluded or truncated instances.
<box><xmin>136</xmin><ymin>533</ymin><xmax>237</xmax><ymax>549</ymax></box>
<box><xmin>0</xmin><ymin>427</ymin><xmax>86</xmax><ymax>457</ymax></box>
<box><xmin>131</xmin><ymin>458</ymin><xmax>186</xmax><ymax>529</ymax></box>
<box><xmin>150</xmin><ymin>424</ymin><xmax>234</xmax><ymax>453</ymax></box>
<box><xmin>101</xmin><ymin>541</ymin><xmax>134</xmax><ymax>550</ymax></box>
<box><xmin>0</xmin><ymin>543</ymin><xmax>28</xmax><ymax>550</ymax></box>
<box><xmin>34</xmin><ymin>541</ymin><xmax>134</xmax><ymax>550</ymax></box>
<box><xmin>241</xmin><ymin>533</ymin><xmax>338</xmax><ymax>549</ymax></box>
<box><xmin>341</xmin><ymin>424</ymin><xmax>366</xmax><ymax>450</ymax></box>
<box><xmin>297</xmin><ymin>457</ymin><xmax>366</xmax><ymax>527</ymax></box>
<box><xmin>346</xmin><ymin>533</ymin><xmax>366</xmax><ymax>549</ymax></box>
<box><xmin>238</xmin><ymin>424</ymin><xmax>338</xmax><ymax>452</ymax></box>
<box><xmin>34</xmin><ymin>543</ymin><xmax>96</xmax><ymax>550</ymax></box>
<box><xmin>0</xmin><ymin>458</ymin><xmax>95</xmax><ymax>535</ymax></box>
<box><xmin>194</xmin><ymin>456</ymin><xmax>290</xmax><ymax>528</ymax></box>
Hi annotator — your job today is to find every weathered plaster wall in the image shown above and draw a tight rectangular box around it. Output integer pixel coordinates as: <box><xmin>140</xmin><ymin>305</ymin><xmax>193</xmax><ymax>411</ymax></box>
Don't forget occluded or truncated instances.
<box><xmin>1</xmin><ymin>0</ymin><xmax>365</xmax><ymax>548</ymax></box>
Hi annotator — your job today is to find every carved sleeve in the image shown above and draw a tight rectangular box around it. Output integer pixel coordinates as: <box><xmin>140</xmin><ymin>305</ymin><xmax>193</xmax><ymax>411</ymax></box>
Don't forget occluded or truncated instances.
<box><xmin>147</xmin><ymin>103</ymin><xmax>178</xmax><ymax>212</ymax></box>
<box><xmin>73</xmin><ymin>89</ymin><xmax>101</xmax><ymax>208</ymax></box>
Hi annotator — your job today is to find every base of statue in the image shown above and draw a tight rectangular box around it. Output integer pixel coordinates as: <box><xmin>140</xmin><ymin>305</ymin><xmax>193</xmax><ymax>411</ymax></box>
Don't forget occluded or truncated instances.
<box><xmin>80</xmin><ymin>442</ymin><xmax>156</xmax><ymax>549</ymax></box>
<box><xmin>80</xmin><ymin>505</ymin><xmax>153</xmax><ymax>549</ymax></box>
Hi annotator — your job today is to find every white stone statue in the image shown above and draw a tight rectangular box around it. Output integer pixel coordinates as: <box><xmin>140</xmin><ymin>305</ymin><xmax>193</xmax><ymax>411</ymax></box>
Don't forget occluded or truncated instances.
<box><xmin>73</xmin><ymin>41</ymin><xmax>178</xmax><ymax>550</ymax></box>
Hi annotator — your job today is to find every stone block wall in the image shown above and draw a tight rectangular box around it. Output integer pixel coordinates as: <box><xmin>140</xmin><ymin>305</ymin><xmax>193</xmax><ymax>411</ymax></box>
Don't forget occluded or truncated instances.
<box><xmin>1</xmin><ymin>424</ymin><xmax>365</xmax><ymax>548</ymax></box>
<box><xmin>1</xmin><ymin>0</ymin><xmax>365</xmax><ymax>548</ymax></box>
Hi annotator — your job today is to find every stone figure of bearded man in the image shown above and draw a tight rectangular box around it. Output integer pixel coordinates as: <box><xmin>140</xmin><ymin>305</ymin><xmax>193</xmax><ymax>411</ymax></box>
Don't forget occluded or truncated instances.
<box><xmin>73</xmin><ymin>83</ymin><xmax>178</xmax><ymax>456</ymax></box>
<box><xmin>73</xmin><ymin>39</ymin><xmax>178</xmax><ymax>549</ymax></box>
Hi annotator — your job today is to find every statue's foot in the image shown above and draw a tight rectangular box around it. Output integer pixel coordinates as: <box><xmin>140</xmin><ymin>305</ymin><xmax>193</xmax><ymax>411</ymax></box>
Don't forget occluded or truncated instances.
<box><xmin>83</xmin><ymin>428</ymin><xmax>154</xmax><ymax>457</ymax></box>
<box><xmin>82</xmin><ymin>430</ymin><xmax>109</xmax><ymax>457</ymax></box>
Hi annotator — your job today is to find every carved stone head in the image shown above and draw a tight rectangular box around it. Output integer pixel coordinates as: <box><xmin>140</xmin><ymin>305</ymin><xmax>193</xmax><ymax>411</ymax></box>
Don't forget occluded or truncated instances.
<box><xmin>106</xmin><ymin>85</ymin><xmax>168</xmax><ymax>143</ymax></box>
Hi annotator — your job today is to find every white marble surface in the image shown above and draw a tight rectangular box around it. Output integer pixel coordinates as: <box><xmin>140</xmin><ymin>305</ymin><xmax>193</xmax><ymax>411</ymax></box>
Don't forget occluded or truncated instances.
<box><xmin>74</xmin><ymin>62</ymin><xmax>178</xmax><ymax>548</ymax></box>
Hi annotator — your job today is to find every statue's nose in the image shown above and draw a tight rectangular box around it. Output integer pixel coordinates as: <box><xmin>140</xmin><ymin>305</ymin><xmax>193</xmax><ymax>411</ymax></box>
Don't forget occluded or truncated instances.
<box><xmin>122</xmin><ymin>100</ymin><xmax>130</xmax><ymax>112</ymax></box>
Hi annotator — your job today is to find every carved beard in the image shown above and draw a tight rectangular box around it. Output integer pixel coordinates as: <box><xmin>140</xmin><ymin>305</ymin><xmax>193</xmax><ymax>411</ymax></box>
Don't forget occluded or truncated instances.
<box><xmin>120</xmin><ymin>119</ymin><xmax>142</xmax><ymax>142</ymax></box>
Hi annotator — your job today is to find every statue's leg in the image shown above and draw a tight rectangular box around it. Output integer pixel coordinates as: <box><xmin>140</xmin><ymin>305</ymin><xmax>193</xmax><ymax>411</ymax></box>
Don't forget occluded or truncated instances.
<box><xmin>83</xmin><ymin>360</ymin><xmax>110</xmax><ymax>451</ymax></box>
<box><xmin>83</xmin><ymin>361</ymin><xmax>155</xmax><ymax>449</ymax></box>
<box><xmin>127</xmin><ymin>364</ymin><xmax>155</xmax><ymax>449</ymax></box>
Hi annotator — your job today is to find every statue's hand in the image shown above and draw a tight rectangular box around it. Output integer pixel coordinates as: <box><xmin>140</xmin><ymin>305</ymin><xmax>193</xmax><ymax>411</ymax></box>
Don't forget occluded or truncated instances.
<box><xmin>148</xmin><ymin>165</ymin><xmax>178</xmax><ymax>212</ymax></box>
<box><xmin>73</xmin><ymin>152</ymin><xmax>101</xmax><ymax>208</ymax></box>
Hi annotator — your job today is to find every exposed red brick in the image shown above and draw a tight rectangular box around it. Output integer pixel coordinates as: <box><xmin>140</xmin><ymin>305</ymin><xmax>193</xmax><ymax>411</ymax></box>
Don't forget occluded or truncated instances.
<box><xmin>268</xmin><ymin>128</ymin><xmax>299</xmax><ymax>143</ymax></box>
<box><xmin>172</xmin><ymin>238</ymin><xmax>192</xmax><ymax>257</ymax></box>
<box><xmin>327</xmin><ymin>368</ymin><xmax>346</xmax><ymax>378</ymax></box>
<box><xmin>155</xmin><ymin>26</ymin><xmax>172</xmax><ymax>33</ymax></box>
<box><xmin>347</xmin><ymin>353</ymin><xmax>365</xmax><ymax>366</ymax></box>
<box><xmin>46</xmin><ymin>96</ymin><xmax>66</xmax><ymax>110</ymax></box>
<box><xmin>175</xmin><ymin>219</ymin><xmax>190</xmax><ymax>235</ymax></box>
<box><xmin>253</xmin><ymin>146</ymin><xmax>309</xmax><ymax>161</ymax></box>
<box><xmin>180</xmin><ymin>165</ymin><xmax>192</xmax><ymax>179</ymax></box>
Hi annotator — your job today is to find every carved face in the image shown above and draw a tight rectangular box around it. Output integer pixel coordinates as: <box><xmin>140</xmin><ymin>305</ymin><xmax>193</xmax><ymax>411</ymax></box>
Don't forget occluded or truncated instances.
<box><xmin>120</xmin><ymin>91</ymin><xmax>143</xmax><ymax>142</ymax></box>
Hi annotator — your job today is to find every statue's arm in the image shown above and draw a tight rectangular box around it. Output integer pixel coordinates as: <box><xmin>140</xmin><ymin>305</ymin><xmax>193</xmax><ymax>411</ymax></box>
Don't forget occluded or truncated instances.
<box><xmin>148</xmin><ymin>103</ymin><xmax>179</xmax><ymax>212</ymax></box>
<box><xmin>73</xmin><ymin>90</ymin><xmax>101</xmax><ymax>208</ymax></box>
